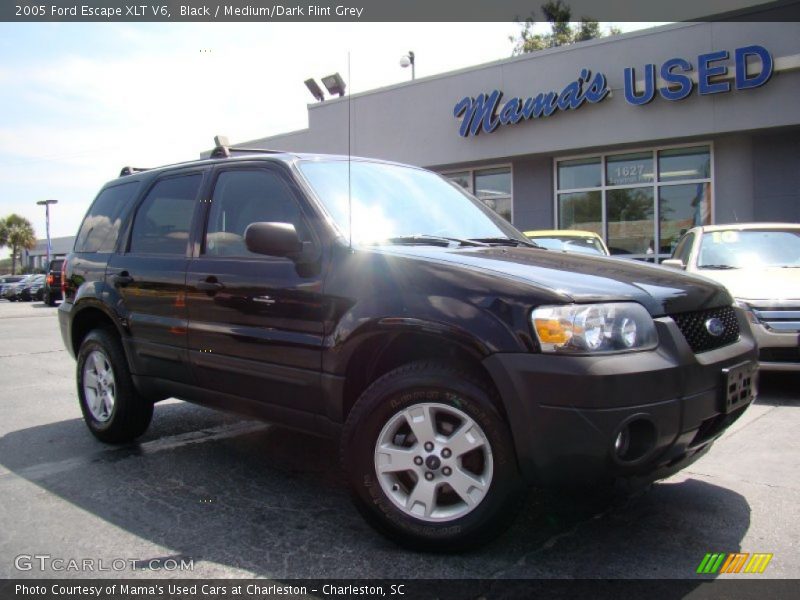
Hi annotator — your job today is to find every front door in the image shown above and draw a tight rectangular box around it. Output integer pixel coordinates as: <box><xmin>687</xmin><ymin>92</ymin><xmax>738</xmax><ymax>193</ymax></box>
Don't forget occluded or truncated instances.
<box><xmin>185</xmin><ymin>166</ymin><xmax>326</xmax><ymax>414</ymax></box>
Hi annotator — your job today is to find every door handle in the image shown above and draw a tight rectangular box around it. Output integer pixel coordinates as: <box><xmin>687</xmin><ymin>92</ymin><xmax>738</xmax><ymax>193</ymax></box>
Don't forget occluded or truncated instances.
<box><xmin>113</xmin><ymin>273</ymin><xmax>134</xmax><ymax>286</ymax></box>
<box><xmin>196</xmin><ymin>279</ymin><xmax>224</xmax><ymax>292</ymax></box>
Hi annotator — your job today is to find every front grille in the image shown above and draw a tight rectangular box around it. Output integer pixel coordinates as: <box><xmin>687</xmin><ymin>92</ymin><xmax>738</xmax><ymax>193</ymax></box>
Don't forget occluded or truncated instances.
<box><xmin>751</xmin><ymin>304</ymin><xmax>800</xmax><ymax>333</ymax></box>
<box><xmin>671</xmin><ymin>306</ymin><xmax>740</xmax><ymax>353</ymax></box>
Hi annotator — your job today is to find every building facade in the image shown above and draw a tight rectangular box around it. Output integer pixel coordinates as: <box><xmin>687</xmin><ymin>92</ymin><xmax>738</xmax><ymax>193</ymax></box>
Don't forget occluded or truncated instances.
<box><xmin>245</xmin><ymin>22</ymin><xmax>800</xmax><ymax>261</ymax></box>
<box><xmin>24</xmin><ymin>235</ymin><xmax>75</xmax><ymax>271</ymax></box>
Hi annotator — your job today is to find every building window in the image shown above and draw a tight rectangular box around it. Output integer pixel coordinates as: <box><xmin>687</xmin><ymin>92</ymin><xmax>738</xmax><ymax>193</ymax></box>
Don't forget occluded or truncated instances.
<box><xmin>556</xmin><ymin>144</ymin><xmax>712</xmax><ymax>260</ymax></box>
<box><xmin>443</xmin><ymin>166</ymin><xmax>512</xmax><ymax>223</ymax></box>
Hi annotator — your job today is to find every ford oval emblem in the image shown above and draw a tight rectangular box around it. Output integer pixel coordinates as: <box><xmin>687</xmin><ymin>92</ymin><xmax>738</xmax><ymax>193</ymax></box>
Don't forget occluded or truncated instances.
<box><xmin>705</xmin><ymin>317</ymin><xmax>725</xmax><ymax>337</ymax></box>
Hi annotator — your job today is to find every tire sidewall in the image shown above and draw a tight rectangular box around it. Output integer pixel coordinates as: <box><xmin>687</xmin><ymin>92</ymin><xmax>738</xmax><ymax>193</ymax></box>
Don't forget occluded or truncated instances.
<box><xmin>344</xmin><ymin>367</ymin><xmax>519</xmax><ymax>549</ymax></box>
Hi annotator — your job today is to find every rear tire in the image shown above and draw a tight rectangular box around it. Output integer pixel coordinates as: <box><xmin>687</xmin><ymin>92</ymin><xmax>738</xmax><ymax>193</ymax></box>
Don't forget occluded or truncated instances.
<box><xmin>76</xmin><ymin>328</ymin><xmax>153</xmax><ymax>443</ymax></box>
<box><xmin>341</xmin><ymin>361</ymin><xmax>523</xmax><ymax>551</ymax></box>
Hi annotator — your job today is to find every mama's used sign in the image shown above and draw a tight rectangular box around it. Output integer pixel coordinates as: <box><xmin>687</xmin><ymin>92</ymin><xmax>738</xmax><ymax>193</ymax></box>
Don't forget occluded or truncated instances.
<box><xmin>453</xmin><ymin>45</ymin><xmax>773</xmax><ymax>138</ymax></box>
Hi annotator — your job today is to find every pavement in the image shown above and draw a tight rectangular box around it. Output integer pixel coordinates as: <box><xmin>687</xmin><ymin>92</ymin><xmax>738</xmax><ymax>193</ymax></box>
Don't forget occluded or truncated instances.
<box><xmin>0</xmin><ymin>299</ymin><xmax>798</xmax><ymax>581</ymax></box>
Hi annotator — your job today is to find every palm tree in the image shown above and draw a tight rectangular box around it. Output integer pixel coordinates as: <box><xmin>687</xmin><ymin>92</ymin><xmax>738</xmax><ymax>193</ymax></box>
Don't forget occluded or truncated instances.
<box><xmin>0</xmin><ymin>214</ymin><xmax>37</xmax><ymax>275</ymax></box>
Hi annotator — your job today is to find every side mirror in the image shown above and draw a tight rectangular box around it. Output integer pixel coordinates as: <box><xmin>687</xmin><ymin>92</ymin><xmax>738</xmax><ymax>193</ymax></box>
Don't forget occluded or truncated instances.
<box><xmin>244</xmin><ymin>222</ymin><xmax>303</xmax><ymax>258</ymax></box>
<box><xmin>661</xmin><ymin>258</ymin><xmax>685</xmax><ymax>270</ymax></box>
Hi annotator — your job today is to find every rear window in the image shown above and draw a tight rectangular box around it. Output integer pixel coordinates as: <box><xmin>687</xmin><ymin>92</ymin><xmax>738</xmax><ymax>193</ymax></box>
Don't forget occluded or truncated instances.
<box><xmin>48</xmin><ymin>260</ymin><xmax>64</xmax><ymax>272</ymax></box>
<box><xmin>74</xmin><ymin>181</ymin><xmax>140</xmax><ymax>253</ymax></box>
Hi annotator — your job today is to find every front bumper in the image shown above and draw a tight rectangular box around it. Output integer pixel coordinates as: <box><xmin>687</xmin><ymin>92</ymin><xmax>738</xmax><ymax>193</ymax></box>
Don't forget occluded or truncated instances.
<box><xmin>483</xmin><ymin>311</ymin><xmax>758</xmax><ymax>487</ymax></box>
<box><xmin>752</xmin><ymin>323</ymin><xmax>800</xmax><ymax>372</ymax></box>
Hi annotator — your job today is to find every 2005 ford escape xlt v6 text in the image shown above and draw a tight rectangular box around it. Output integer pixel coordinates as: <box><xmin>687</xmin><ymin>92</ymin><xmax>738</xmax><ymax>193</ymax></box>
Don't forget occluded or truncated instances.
<box><xmin>59</xmin><ymin>143</ymin><xmax>758</xmax><ymax>550</ymax></box>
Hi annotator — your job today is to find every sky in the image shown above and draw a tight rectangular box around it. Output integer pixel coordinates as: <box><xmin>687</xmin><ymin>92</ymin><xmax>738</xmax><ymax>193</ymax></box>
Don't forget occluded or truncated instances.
<box><xmin>0</xmin><ymin>21</ymin><xmax>665</xmax><ymax>257</ymax></box>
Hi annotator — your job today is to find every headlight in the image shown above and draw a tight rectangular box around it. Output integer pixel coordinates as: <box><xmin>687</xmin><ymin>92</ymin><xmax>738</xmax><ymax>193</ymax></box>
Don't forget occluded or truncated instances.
<box><xmin>734</xmin><ymin>299</ymin><xmax>759</xmax><ymax>325</ymax></box>
<box><xmin>532</xmin><ymin>302</ymin><xmax>658</xmax><ymax>354</ymax></box>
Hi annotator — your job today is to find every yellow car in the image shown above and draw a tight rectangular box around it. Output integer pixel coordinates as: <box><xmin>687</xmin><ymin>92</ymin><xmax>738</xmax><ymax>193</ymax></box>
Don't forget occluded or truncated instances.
<box><xmin>524</xmin><ymin>229</ymin><xmax>610</xmax><ymax>257</ymax></box>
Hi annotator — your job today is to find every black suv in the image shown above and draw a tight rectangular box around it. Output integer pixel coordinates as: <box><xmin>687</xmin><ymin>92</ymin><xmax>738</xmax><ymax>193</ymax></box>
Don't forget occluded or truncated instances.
<box><xmin>43</xmin><ymin>258</ymin><xmax>64</xmax><ymax>306</ymax></box>
<box><xmin>59</xmin><ymin>147</ymin><xmax>758</xmax><ymax>550</ymax></box>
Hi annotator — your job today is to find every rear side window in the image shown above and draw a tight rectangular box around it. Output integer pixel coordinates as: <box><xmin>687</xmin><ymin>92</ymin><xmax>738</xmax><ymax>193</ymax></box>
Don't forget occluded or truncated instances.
<box><xmin>74</xmin><ymin>181</ymin><xmax>140</xmax><ymax>253</ymax></box>
<box><xmin>129</xmin><ymin>174</ymin><xmax>201</xmax><ymax>255</ymax></box>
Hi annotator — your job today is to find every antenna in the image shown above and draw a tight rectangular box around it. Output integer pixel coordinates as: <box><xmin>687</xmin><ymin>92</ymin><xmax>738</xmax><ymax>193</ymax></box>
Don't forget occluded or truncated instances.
<box><xmin>348</xmin><ymin>51</ymin><xmax>352</xmax><ymax>250</ymax></box>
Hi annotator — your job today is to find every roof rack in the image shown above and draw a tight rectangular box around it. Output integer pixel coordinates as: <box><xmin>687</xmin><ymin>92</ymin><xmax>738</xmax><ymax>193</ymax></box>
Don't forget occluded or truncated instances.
<box><xmin>119</xmin><ymin>166</ymin><xmax>150</xmax><ymax>177</ymax></box>
<box><xmin>210</xmin><ymin>135</ymin><xmax>285</xmax><ymax>158</ymax></box>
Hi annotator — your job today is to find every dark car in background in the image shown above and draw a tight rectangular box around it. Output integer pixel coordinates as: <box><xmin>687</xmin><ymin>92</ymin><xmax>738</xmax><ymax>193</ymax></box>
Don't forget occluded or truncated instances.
<box><xmin>19</xmin><ymin>274</ymin><xmax>47</xmax><ymax>302</ymax></box>
<box><xmin>43</xmin><ymin>259</ymin><xmax>64</xmax><ymax>306</ymax></box>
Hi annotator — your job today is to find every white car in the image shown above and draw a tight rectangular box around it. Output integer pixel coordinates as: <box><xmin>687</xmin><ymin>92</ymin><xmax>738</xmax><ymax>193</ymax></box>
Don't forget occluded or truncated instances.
<box><xmin>664</xmin><ymin>223</ymin><xmax>800</xmax><ymax>371</ymax></box>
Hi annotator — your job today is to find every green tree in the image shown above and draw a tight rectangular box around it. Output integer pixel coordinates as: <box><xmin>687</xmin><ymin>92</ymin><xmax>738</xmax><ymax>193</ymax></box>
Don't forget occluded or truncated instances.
<box><xmin>0</xmin><ymin>214</ymin><xmax>37</xmax><ymax>275</ymax></box>
<box><xmin>510</xmin><ymin>1</ymin><xmax>622</xmax><ymax>55</ymax></box>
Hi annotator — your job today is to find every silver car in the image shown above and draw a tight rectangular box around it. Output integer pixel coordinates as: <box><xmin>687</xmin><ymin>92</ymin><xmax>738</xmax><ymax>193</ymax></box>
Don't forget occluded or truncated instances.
<box><xmin>664</xmin><ymin>223</ymin><xmax>800</xmax><ymax>371</ymax></box>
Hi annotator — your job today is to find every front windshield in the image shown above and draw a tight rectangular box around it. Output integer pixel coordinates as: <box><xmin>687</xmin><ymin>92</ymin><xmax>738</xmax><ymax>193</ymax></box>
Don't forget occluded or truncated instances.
<box><xmin>298</xmin><ymin>160</ymin><xmax>520</xmax><ymax>244</ymax></box>
<box><xmin>698</xmin><ymin>229</ymin><xmax>800</xmax><ymax>269</ymax></box>
<box><xmin>530</xmin><ymin>236</ymin><xmax>605</xmax><ymax>255</ymax></box>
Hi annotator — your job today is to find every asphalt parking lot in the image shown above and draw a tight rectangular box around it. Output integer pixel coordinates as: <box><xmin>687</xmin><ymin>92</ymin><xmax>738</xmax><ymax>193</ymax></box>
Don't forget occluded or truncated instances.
<box><xmin>0</xmin><ymin>300</ymin><xmax>798</xmax><ymax>580</ymax></box>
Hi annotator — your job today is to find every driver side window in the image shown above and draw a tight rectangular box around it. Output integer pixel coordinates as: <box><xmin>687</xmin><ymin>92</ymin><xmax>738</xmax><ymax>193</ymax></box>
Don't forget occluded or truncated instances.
<box><xmin>205</xmin><ymin>169</ymin><xmax>310</xmax><ymax>257</ymax></box>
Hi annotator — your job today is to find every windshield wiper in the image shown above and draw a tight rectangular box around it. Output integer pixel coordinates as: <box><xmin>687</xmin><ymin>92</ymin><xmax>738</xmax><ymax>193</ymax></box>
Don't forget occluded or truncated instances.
<box><xmin>699</xmin><ymin>264</ymin><xmax>738</xmax><ymax>270</ymax></box>
<box><xmin>377</xmin><ymin>235</ymin><xmax>488</xmax><ymax>247</ymax></box>
<box><xmin>468</xmin><ymin>237</ymin><xmax>540</xmax><ymax>248</ymax></box>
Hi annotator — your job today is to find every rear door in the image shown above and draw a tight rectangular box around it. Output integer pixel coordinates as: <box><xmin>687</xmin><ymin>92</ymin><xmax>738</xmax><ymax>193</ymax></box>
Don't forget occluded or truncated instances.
<box><xmin>106</xmin><ymin>170</ymin><xmax>205</xmax><ymax>383</ymax></box>
<box><xmin>185</xmin><ymin>164</ymin><xmax>327</xmax><ymax>413</ymax></box>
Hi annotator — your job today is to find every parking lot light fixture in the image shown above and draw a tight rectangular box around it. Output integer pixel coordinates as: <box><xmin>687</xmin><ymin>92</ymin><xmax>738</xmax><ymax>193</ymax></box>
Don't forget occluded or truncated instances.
<box><xmin>36</xmin><ymin>199</ymin><xmax>58</xmax><ymax>268</ymax></box>
<box><xmin>400</xmin><ymin>51</ymin><xmax>415</xmax><ymax>80</ymax></box>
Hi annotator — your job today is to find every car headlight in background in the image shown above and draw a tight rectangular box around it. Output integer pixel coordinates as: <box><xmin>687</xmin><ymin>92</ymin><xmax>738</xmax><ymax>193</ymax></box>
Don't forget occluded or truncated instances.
<box><xmin>532</xmin><ymin>302</ymin><xmax>658</xmax><ymax>354</ymax></box>
<box><xmin>734</xmin><ymin>299</ymin><xmax>760</xmax><ymax>325</ymax></box>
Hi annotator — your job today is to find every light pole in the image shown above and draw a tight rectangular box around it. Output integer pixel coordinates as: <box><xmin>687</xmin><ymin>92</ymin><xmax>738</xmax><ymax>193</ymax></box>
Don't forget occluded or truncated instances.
<box><xmin>400</xmin><ymin>51</ymin><xmax>415</xmax><ymax>80</ymax></box>
<box><xmin>36</xmin><ymin>199</ymin><xmax>58</xmax><ymax>268</ymax></box>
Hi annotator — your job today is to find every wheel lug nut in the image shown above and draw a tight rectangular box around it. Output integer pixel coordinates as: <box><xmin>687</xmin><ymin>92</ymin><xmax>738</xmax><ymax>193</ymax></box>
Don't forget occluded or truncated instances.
<box><xmin>441</xmin><ymin>448</ymin><xmax>451</xmax><ymax>458</ymax></box>
<box><xmin>414</xmin><ymin>456</ymin><xmax>423</xmax><ymax>466</ymax></box>
<box><xmin>424</xmin><ymin>472</ymin><xmax>434</xmax><ymax>481</ymax></box>
<box><xmin>424</xmin><ymin>442</ymin><xmax>434</xmax><ymax>452</ymax></box>
<box><xmin>442</xmin><ymin>467</ymin><xmax>452</xmax><ymax>476</ymax></box>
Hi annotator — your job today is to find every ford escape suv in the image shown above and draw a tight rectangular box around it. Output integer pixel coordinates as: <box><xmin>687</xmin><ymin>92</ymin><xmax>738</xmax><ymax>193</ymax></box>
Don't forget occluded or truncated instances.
<box><xmin>59</xmin><ymin>143</ymin><xmax>758</xmax><ymax>550</ymax></box>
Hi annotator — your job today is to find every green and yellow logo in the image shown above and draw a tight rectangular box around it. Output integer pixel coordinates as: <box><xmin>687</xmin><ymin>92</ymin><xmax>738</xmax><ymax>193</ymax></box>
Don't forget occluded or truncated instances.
<box><xmin>697</xmin><ymin>552</ymin><xmax>773</xmax><ymax>574</ymax></box>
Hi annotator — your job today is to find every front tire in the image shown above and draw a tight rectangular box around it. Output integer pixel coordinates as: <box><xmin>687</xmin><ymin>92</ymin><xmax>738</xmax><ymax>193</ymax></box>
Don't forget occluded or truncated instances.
<box><xmin>342</xmin><ymin>361</ymin><xmax>522</xmax><ymax>551</ymax></box>
<box><xmin>76</xmin><ymin>328</ymin><xmax>153</xmax><ymax>443</ymax></box>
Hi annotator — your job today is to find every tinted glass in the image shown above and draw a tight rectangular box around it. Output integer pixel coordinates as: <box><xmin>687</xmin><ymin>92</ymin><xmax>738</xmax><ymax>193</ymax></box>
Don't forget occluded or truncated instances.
<box><xmin>658</xmin><ymin>146</ymin><xmax>711</xmax><ymax>182</ymax></box>
<box><xmin>558</xmin><ymin>191</ymin><xmax>601</xmax><ymax>235</ymax></box>
<box><xmin>74</xmin><ymin>182</ymin><xmax>140</xmax><ymax>253</ymax></box>
<box><xmin>659</xmin><ymin>183</ymin><xmax>711</xmax><ymax>255</ymax></box>
<box><xmin>558</xmin><ymin>157</ymin><xmax>601</xmax><ymax>190</ymax></box>
<box><xmin>129</xmin><ymin>175</ymin><xmax>201</xmax><ymax>255</ymax></box>
<box><xmin>607</xmin><ymin>188</ymin><xmax>655</xmax><ymax>257</ymax></box>
<box><xmin>606</xmin><ymin>152</ymin><xmax>654</xmax><ymax>186</ymax></box>
<box><xmin>299</xmin><ymin>160</ymin><xmax>515</xmax><ymax>244</ymax></box>
<box><xmin>205</xmin><ymin>170</ymin><xmax>309</xmax><ymax>257</ymax></box>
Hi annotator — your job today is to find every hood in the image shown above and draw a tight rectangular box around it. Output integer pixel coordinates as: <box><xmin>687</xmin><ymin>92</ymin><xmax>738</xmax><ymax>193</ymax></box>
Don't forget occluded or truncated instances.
<box><xmin>372</xmin><ymin>245</ymin><xmax>731</xmax><ymax>316</ymax></box>
<box><xmin>693</xmin><ymin>267</ymin><xmax>800</xmax><ymax>302</ymax></box>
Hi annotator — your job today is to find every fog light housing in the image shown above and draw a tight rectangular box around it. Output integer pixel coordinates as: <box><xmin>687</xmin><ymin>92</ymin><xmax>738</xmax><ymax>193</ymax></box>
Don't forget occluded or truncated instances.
<box><xmin>613</xmin><ymin>418</ymin><xmax>657</xmax><ymax>464</ymax></box>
